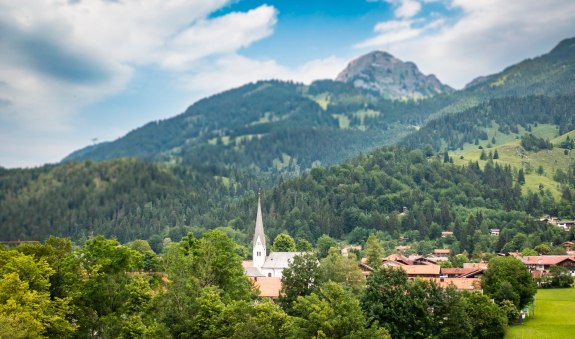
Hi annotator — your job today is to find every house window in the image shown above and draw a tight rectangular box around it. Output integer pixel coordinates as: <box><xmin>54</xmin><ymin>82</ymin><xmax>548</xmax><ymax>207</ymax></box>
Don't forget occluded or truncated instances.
<box><xmin>257</xmin><ymin>251</ymin><xmax>261</xmax><ymax>256</ymax></box>
<box><xmin>268</xmin><ymin>273</ymin><xmax>272</xmax><ymax>277</ymax></box>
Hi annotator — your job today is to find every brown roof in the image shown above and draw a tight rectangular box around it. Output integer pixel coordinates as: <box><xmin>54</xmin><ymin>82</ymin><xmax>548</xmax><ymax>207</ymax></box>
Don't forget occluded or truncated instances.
<box><xmin>385</xmin><ymin>254</ymin><xmax>413</xmax><ymax>265</ymax></box>
<box><xmin>242</xmin><ymin>260</ymin><xmax>253</xmax><ymax>269</ymax></box>
<box><xmin>463</xmin><ymin>262</ymin><xmax>488</xmax><ymax>269</ymax></box>
<box><xmin>251</xmin><ymin>277</ymin><xmax>282</xmax><ymax>299</ymax></box>
<box><xmin>441</xmin><ymin>267</ymin><xmax>484</xmax><ymax>278</ymax></box>
<box><xmin>400</xmin><ymin>264</ymin><xmax>441</xmax><ymax>276</ymax></box>
<box><xmin>520</xmin><ymin>255</ymin><xmax>575</xmax><ymax>266</ymax></box>
<box><xmin>426</xmin><ymin>278</ymin><xmax>482</xmax><ymax>290</ymax></box>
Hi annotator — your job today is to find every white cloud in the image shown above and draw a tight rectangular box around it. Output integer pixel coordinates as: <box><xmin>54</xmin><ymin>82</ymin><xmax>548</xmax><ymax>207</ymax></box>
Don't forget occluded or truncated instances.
<box><xmin>355</xmin><ymin>18</ymin><xmax>444</xmax><ymax>48</ymax></box>
<box><xmin>178</xmin><ymin>54</ymin><xmax>347</xmax><ymax>97</ymax></box>
<box><xmin>161</xmin><ymin>6</ymin><xmax>277</xmax><ymax>70</ymax></box>
<box><xmin>0</xmin><ymin>0</ymin><xmax>280</xmax><ymax>167</ymax></box>
<box><xmin>355</xmin><ymin>0</ymin><xmax>575</xmax><ymax>88</ymax></box>
<box><xmin>394</xmin><ymin>0</ymin><xmax>422</xmax><ymax>18</ymax></box>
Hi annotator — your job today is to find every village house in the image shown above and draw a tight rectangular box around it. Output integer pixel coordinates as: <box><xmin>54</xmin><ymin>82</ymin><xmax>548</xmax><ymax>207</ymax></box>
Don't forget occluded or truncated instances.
<box><xmin>441</xmin><ymin>231</ymin><xmax>454</xmax><ymax>238</ymax></box>
<box><xmin>432</xmin><ymin>249</ymin><xmax>450</xmax><ymax>260</ymax></box>
<box><xmin>539</xmin><ymin>215</ymin><xmax>558</xmax><ymax>223</ymax></box>
<box><xmin>489</xmin><ymin>228</ymin><xmax>500</xmax><ymax>236</ymax></box>
<box><xmin>519</xmin><ymin>255</ymin><xmax>575</xmax><ymax>277</ymax></box>
<box><xmin>402</xmin><ymin>264</ymin><xmax>441</xmax><ymax>279</ymax></box>
<box><xmin>556</xmin><ymin>220</ymin><xmax>575</xmax><ymax>231</ymax></box>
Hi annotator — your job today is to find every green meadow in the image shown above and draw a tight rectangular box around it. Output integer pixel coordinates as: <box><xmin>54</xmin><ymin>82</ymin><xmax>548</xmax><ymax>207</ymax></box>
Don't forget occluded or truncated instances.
<box><xmin>507</xmin><ymin>287</ymin><xmax>575</xmax><ymax>339</ymax></box>
<box><xmin>451</xmin><ymin>124</ymin><xmax>575</xmax><ymax>199</ymax></box>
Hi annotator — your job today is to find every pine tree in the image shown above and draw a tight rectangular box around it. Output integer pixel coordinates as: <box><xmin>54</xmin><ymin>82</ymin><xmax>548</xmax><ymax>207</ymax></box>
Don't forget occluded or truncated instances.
<box><xmin>517</xmin><ymin>168</ymin><xmax>526</xmax><ymax>185</ymax></box>
<box><xmin>493</xmin><ymin>150</ymin><xmax>499</xmax><ymax>159</ymax></box>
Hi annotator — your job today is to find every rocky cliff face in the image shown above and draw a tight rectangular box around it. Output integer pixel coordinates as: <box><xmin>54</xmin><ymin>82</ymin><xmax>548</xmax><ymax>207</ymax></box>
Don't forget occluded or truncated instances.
<box><xmin>336</xmin><ymin>51</ymin><xmax>453</xmax><ymax>99</ymax></box>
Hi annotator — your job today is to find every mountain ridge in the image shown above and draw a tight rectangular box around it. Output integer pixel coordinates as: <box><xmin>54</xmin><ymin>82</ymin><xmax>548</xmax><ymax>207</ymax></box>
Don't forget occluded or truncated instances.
<box><xmin>63</xmin><ymin>37</ymin><xmax>575</xmax><ymax>179</ymax></box>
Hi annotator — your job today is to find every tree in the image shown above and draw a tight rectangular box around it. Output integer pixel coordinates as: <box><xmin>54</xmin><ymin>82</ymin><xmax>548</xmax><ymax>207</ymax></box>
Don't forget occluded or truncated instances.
<box><xmin>129</xmin><ymin>239</ymin><xmax>154</xmax><ymax>254</ymax></box>
<box><xmin>498</xmin><ymin>299</ymin><xmax>520</xmax><ymax>322</ymax></box>
<box><xmin>364</xmin><ymin>234</ymin><xmax>384</xmax><ymax>268</ymax></box>
<box><xmin>518</xmin><ymin>168</ymin><xmax>526</xmax><ymax>185</ymax></box>
<box><xmin>534</xmin><ymin>243</ymin><xmax>551</xmax><ymax>255</ymax></box>
<box><xmin>482</xmin><ymin>256</ymin><xmax>536</xmax><ymax>309</ymax></box>
<box><xmin>64</xmin><ymin>236</ymin><xmax>146</xmax><ymax>337</ymax></box>
<box><xmin>540</xmin><ymin>265</ymin><xmax>574</xmax><ymax>288</ymax></box>
<box><xmin>493</xmin><ymin>149</ymin><xmax>499</xmax><ymax>159</ymax></box>
<box><xmin>296</xmin><ymin>238</ymin><xmax>313</xmax><ymax>252</ymax></box>
<box><xmin>271</xmin><ymin>233</ymin><xmax>297</xmax><ymax>252</ymax></box>
<box><xmin>316</xmin><ymin>234</ymin><xmax>337</xmax><ymax>259</ymax></box>
<box><xmin>319</xmin><ymin>249</ymin><xmax>365</xmax><ymax>295</ymax></box>
<box><xmin>279</xmin><ymin>253</ymin><xmax>322</xmax><ymax>312</ymax></box>
<box><xmin>361</xmin><ymin>267</ymin><xmax>414</xmax><ymax>338</ymax></box>
<box><xmin>291</xmin><ymin>282</ymin><xmax>389</xmax><ymax>339</ymax></box>
<box><xmin>463</xmin><ymin>292</ymin><xmax>507</xmax><ymax>339</ymax></box>
<box><xmin>0</xmin><ymin>272</ymin><xmax>76</xmax><ymax>338</ymax></box>
<box><xmin>158</xmin><ymin>231</ymin><xmax>254</xmax><ymax>337</ymax></box>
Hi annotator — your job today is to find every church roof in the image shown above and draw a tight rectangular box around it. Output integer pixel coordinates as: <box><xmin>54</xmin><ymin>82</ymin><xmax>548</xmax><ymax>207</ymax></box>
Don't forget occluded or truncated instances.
<box><xmin>245</xmin><ymin>266</ymin><xmax>266</xmax><ymax>277</ymax></box>
<box><xmin>253</xmin><ymin>193</ymin><xmax>266</xmax><ymax>247</ymax></box>
<box><xmin>262</xmin><ymin>252</ymin><xmax>303</xmax><ymax>269</ymax></box>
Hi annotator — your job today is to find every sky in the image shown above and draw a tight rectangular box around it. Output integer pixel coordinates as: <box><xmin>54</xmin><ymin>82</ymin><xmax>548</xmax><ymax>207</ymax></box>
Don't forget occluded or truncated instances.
<box><xmin>1</xmin><ymin>0</ymin><xmax>575</xmax><ymax>168</ymax></box>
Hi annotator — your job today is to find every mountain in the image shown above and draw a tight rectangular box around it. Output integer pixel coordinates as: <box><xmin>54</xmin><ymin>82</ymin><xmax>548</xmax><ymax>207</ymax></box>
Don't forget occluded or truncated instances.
<box><xmin>62</xmin><ymin>38</ymin><xmax>575</xmax><ymax>179</ymax></box>
<box><xmin>464</xmin><ymin>37</ymin><xmax>575</xmax><ymax>97</ymax></box>
<box><xmin>336</xmin><ymin>51</ymin><xmax>454</xmax><ymax>99</ymax></box>
<box><xmin>63</xmin><ymin>80</ymin><xmax>439</xmax><ymax>174</ymax></box>
<box><xmin>4</xmin><ymin>38</ymin><xmax>575</xmax><ymax>246</ymax></box>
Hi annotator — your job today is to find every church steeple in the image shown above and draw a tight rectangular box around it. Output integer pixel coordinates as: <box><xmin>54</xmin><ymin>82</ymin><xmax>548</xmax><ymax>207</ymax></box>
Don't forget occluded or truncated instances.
<box><xmin>253</xmin><ymin>191</ymin><xmax>266</xmax><ymax>268</ymax></box>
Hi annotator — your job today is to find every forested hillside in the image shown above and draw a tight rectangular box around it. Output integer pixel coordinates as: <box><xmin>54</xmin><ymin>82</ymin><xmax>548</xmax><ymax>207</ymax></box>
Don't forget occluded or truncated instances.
<box><xmin>2</xmin><ymin>37</ymin><xmax>575</xmax><ymax>255</ymax></box>
<box><xmin>401</xmin><ymin>95</ymin><xmax>575</xmax><ymax>152</ymax></box>
<box><xmin>3</xmin><ymin>147</ymin><xmax>574</xmax><ymax>257</ymax></box>
<box><xmin>253</xmin><ymin>147</ymin><xmax>575</xmax><ymax>254</ymax></box>
<box><xmin>0</xmin><ymin>159</ymin><xmax>258</xmax><ymax>243</ymax></box>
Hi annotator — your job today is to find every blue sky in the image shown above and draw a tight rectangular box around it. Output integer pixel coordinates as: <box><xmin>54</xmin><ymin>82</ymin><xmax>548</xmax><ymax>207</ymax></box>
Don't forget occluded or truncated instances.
<box><xmin>1</xmin><ymin>0</ymin><xmax>575</xmax><ymax>168</ymax></box>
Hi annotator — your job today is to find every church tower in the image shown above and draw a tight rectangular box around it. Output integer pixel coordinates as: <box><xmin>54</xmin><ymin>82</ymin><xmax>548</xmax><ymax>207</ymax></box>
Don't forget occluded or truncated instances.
<box><xmin>252</xmin><ymin>192</ymin><xmax>267</xmax><ymax>268</ymax></box>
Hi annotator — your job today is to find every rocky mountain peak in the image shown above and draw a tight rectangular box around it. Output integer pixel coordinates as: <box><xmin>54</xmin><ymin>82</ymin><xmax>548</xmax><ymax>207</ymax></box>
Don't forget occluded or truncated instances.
<box><xmin>336</xmin><ymin>51</ymin><xmax>453</xmax><ymax>99</ymax></box>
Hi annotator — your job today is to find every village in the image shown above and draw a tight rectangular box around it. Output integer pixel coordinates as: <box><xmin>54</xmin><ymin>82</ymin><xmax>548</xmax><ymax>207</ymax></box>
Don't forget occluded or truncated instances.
<box><xmin>245</xmin><ymin>196</ymin><xmax>575</xmax><ymax>299</ymax></box>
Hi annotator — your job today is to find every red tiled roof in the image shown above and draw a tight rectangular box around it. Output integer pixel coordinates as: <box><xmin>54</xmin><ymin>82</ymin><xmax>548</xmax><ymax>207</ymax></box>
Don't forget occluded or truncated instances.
<box><xmin>426</xmin><ymin>278</ymin><xmax>482</xmax><ymax>290</ymax></box>
<box><xmin>520</xmin><ymin>255</ymin><xmax>575</xmax><ymax>266</ymax></box>
<box><xmin>400</xmin><ymin>264</ymin><xmax>441</xmax><ymax>276</ymax></box>
<box><xmin>251</xmin><ymin>277</ymin><xmax>282</xmax><ymax>299</ymax></box>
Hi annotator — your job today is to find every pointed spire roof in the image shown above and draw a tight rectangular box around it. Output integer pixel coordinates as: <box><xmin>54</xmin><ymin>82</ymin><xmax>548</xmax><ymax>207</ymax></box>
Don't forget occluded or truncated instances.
<box><xmin>253</xmin><ymin>191</ymin><xmax>266</xmax><ymax>247</ymax></box>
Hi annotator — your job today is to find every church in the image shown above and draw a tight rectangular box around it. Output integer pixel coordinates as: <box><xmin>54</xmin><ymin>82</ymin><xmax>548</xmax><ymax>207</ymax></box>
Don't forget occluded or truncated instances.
<box><xmin>243</xmin><ymin>193</ymin><xmax>301</xmax><ymax>279</ymax></box>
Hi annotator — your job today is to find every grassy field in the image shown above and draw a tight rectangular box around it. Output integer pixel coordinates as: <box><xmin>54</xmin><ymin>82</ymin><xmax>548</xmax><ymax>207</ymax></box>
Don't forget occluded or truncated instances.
<box><xmin>451</xmin><ymin>124</ymin><xmax>575</xmax><ymax>199</ymax></box>
<box><xmin>507</xmin><ymin>287</ymin><xmax>575</xmax><ymax>339</ymax></box>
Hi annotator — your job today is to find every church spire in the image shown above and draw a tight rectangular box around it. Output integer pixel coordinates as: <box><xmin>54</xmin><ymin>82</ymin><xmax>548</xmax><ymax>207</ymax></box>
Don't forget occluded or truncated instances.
<box><xmin>253</xmin><ymin>191</ymin><xmax>266</xmax><ymax>268</ymax></box>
